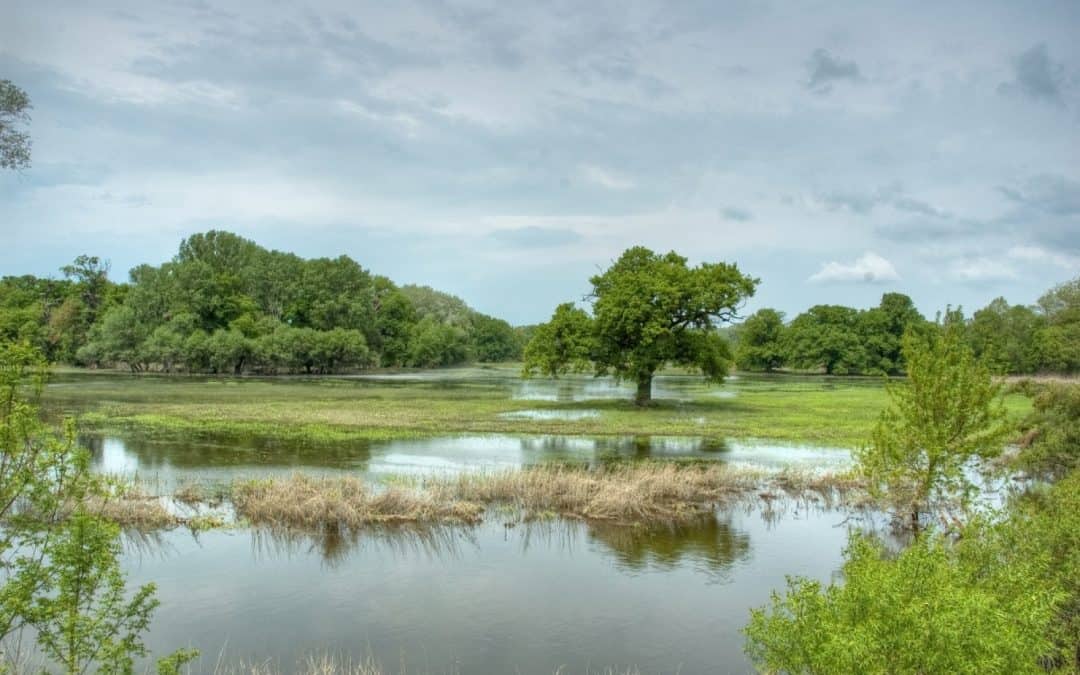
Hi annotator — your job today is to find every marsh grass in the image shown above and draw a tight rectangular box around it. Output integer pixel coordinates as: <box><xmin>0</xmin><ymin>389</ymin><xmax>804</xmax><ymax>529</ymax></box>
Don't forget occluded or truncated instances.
<box><xmin>231</xmin><ymin>475</ymin><xmax>485</xmax><ymax>530</ymax></box>
<box><xmin>436</xmin><ymin>463</ymin><xmax>765</xmax><ymax>523</ymax></box>
<box><xmin>224</xmin><ymin>463</ymin><xmax>860</xmax><ymax>532</ymax></box>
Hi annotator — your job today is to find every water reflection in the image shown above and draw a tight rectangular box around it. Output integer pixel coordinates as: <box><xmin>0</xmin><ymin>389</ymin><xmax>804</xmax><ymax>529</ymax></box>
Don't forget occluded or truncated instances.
<box><xmin>118</xmin><ymin>504</ymin><xmax>855</xmax><ymax>674</ymax></box>
<box><xmin>236</xmin><ymin>511</ymin><xmax>753</xmax><ymax>580</ymax></box>
<box><xmin>84</xmin><ymin>432</ymin><xmax>851</xmax><ymax>488</ymax></box>
<box><xmin>251</xmin><ymin>524</ymin><xmax>474</xmax><ymax>569</ymax></box>
<box><xmin>588</xmin><ymin>516</ymin><xmax>752</xmax><ymax>580</ymax></box>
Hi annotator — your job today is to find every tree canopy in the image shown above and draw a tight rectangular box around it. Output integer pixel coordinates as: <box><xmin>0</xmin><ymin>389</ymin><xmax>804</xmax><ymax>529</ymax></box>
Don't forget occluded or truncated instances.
<box><xmin>730</xmin><ymin>278</ymin><xmax>1080</xmax><ymax>376</ymax></box>
<box><xmin>524</xmin><ymin>246</ymin><xmax>757</xmax><ymax>405</ymax></box>
<box><xmin>0</xmin><ymin>79</ymin><xmax>31</xmax><ymax>170</ymax></box>
<box><xmin>0</xmin><ymin>231</ymin><xmax>524</xmax><ymax>373</ymax></box>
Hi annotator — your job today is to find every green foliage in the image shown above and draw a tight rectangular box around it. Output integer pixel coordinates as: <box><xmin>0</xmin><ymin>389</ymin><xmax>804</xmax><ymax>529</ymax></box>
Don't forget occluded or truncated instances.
<box><xmin>407</xmin><ymin>317</ymin><xmax>469</xmax><ymax>367</ymax></box>
<box><xmin>734</xmin><ymin>308</ymin><xmax>786</xmax><ymax>372</ymax></box>
<box><xmin>968</xmin><ymin>298</ymin><xmax>1043</xmax><ymax>373</ymax></box>
<box><xmin>783</xmin><ymin>305</ymin><xmax>867</xmax><ymax>375</ymax></box>
<box><xmin>744</xmin><ymin>525</ymin><xmax>1063</xmax><ymax>674</ymax></box>
<box><xmin>860</xmin><ymin>292</ymin><xmax>927</xmax><ymax>375</ymax></box>
<box><xmin>1015</xmin><ymin>382</ymin><xmax>1080</xmax><ymax>482</ymax></box>
<box><xmin>30</xmin><ymin>514</ymin><xmax>161</xmax><ymax>674</ymax></box>
<box><xmin>469</xmin><ymin>313</ymin><xmax>522</xmax><ymax>362</ymax></box>
<box><xmin>1013</xmin><ymin>471</ymin><xmax>1080</xmax><ymax>670</ymax></box>
<box><xmin>746</xmin><ymin>470</ymin><xmax>1080</xmax><ymax>673</ymax></box>
<box><xmin>0</xmin><ymin>341</ymin><xmax>196</xmax><ymax>672</ymax></box>
<box><xmin>0</xmin><ymin>79</ymin><xmax>32</xmax><ymax>170</ymax></box>
<box><xmin>525</xmin><ymin>247</ymin><xmax>757</xmax><ymax>404</ymax></box>
<box><xmin>855</xmin><ymin>324</ymin><xmax>1008</xmax><ymax>528</ymax></box>
<box><xmin>34</xmin><ymin>231</ymin><xmax>516</xmax><ymax>373</ymax></box>
<box><xmin>522</xmin><ymin>303</ymin><xmax>594</xmax><ymax>378</ymax></box>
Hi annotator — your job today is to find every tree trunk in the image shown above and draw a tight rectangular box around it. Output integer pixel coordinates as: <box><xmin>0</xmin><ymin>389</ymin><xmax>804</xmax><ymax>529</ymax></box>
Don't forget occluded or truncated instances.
<box><xmin>910</xmin><ymin>501</ymin><xmax>922</xmax><ymax>535</ymax></box>
<box><xmin>635</xmin><ymin>373</ymin><xmax>653</xmax><ymax>407</ymax></box>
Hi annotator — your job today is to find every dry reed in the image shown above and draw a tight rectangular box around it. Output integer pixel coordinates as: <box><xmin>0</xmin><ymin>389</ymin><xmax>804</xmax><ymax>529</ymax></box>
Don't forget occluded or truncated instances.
<box><xmin>232</xmin><ymin>474</ymin><xmax>484</xmax><ymax>530</ymax></box>
<box><xmin>434</xmin><ymin>462</ymin><xmax>766</xmax><ymax>524</ymax></box>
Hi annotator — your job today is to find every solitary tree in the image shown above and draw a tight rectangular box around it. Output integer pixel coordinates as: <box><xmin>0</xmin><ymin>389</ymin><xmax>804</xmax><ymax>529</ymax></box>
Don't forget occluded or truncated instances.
<box><xmin>0</xmin><ymin>79</ymin><xmax>31</xmax><ymax>170</ymax></box>
<box><xmin>524</xmin><ymin>247</ymin><xmax>757</xmax><ymax>405</ymax></box>
<box><xmin>855</xmin><ymin>323</ymin><xmax>1009</xmax><ymax>531</ymax></box>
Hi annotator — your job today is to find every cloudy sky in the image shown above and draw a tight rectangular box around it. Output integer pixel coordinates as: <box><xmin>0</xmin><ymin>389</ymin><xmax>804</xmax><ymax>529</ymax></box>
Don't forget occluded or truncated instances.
<box><xmin>2</xmin><ymin>0</ymin><xmax>1079</xmax><ymax>325</ymax></box>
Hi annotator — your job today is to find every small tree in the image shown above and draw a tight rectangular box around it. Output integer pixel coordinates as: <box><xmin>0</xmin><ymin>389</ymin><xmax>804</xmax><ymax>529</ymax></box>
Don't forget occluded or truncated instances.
<box><xmin>524</xmin><ymin>247</ymin><xmax>757</xmax><ymax>405</ymax></box>
<box><xmin>855</xmin><ymin>324</ymin><xmax>1009</xmax><ymax>530</ymax></box>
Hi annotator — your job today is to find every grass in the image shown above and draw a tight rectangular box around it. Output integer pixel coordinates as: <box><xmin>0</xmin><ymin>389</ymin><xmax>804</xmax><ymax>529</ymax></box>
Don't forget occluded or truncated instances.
<box><xmin>42</xmin><ymin>367</ymin><xmax>1033</xmax><ymax>448</ymax></box>
<box><xmin>66</xmin><ymin>463</ymin><xmax>858</xmax><ymax>532</ymax></box>
<box><xmin>232</xmin><ymin>474</ymin><xmax>485</xmax><ymax>528</ymax></box>
<box><xmin>178</xmin><ymin>463</ymin><xmax>858</xmax><ymax>532</ymax></box>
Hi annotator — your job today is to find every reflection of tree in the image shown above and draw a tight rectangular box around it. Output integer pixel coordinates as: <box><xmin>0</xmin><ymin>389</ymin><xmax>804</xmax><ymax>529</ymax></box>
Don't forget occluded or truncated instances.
<box><xmin>517</xmin><ymin>435</ymin><xmax>730</xmax><ymax>464</ymax></box>
<box><xmin>249</xmin><ymin>524</ymin><xmax>473</xmax><ymax>568</ymax></box>
<box><xmin>80</xmin><ymin>433</ymin><xmax>373</xmax><ymax>471</ymax></box>
<box><xmin>587</xmin><ymin>514</ymin><xmax>751</xmax><ymax>578</ymax></box>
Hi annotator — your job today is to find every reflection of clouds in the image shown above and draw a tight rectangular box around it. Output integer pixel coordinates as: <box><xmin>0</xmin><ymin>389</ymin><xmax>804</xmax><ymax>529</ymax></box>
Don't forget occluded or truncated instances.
<box><xmin>87</xmin><ymin>431</ymin><xmax>852</xmax><ymax>489</ymax></box>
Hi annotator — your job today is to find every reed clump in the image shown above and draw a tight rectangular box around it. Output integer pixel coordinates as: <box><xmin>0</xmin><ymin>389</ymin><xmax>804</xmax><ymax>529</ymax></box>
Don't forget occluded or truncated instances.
<box><xmin>209</xmin><ymin>464</ymin><xmax>865</xmax><ymax>531</ymax></box>
<box><xmin>231</xmin><ymin>474</ymin><xmax>484</xmax><ymax>530</ymax></box>
<box><xmin>431</xmin><ymin>462</ymin><xmax>766</xmax><ymax>524</ymax></box>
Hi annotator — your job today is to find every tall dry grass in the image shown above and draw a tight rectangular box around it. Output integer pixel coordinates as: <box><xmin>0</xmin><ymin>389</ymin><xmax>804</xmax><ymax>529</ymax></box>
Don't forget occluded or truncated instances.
<box><xmin>226</xmin><ymin>463</ymin><xmax>825</xmax><ymax>531</ymax></box>
<box><xmin>232</xmin><ymin>475</ymin><xmax>484</xmax><ymax>530</ymax></box>
<box><xmin>435</xmin><ymin>462</ymin><xmax>765</xmax><ymax>523</ymax></box>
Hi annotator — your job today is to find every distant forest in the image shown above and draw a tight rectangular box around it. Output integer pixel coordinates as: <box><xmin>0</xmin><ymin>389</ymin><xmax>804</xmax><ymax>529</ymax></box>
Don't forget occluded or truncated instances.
<box><xmin>0</xmin><ymin>230</ymin><xmax>523</xmax><ymax>373</ymax></box>
<box><xmin>1</xmin><ymin>230</ymin><xmax>1077</xmax><ymax>375</ymax></box>
<box><xmin>733</xmin><ymin>279</ymin><xmax>1080</xmax><ymax>376</ymax></box>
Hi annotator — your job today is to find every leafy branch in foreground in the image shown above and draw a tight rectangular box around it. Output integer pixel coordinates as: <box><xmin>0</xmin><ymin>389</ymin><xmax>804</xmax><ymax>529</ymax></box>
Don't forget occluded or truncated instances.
<box><xmin>0</xmin><ymin>341</ymin><xmax>196</xmax><ymax>673</ymax></box>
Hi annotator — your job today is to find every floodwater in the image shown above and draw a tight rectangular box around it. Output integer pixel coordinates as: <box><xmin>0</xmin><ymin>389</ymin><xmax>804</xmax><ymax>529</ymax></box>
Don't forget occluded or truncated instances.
<box><xmin>41</xmin><ymin>371</ymin><xmax>875</xmax><ymax>673</ymax></box>
<box><xmin>124</xmin><ymin>504</ymin><xmax>855</xmax><ymax>674</ymax></box>
<box><xmin>85</xmin><ymin>433</ymin><xmax>852</xmax><ymax>488</ymax></box>
<box><xmin>78</xmin><ymin>429</ymin><xmax>859</xmax><ymax>673</ymax></box>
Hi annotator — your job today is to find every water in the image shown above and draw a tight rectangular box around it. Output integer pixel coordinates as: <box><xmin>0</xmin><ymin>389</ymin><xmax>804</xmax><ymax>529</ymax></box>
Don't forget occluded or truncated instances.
<box><xmin>85</xmin><ymin>433</ymin><xmax>852</xmax><ymax>487</ymax></box>
<box><xmin>70</xmin><ymin>428</ymin><xmax>859</xmax><ymax>672</ymax></box>
<box><xmin>124</xmin><ymin>504</ymin><xmax>853</xmax><ymax>674</ymax></box>
<box><xmin>38</xmin><ymin>371</ymin><xmax>874</xmax><ymax>673</ymax></box>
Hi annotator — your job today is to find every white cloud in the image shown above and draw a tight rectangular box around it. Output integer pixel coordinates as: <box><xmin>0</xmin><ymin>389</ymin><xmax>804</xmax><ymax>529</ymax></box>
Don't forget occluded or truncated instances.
<box><xmin>1007</xmin><ymin>245</ymin><xmax>1080</xmax><ymax>271</ymax></box>
<box><xmin>948</xmin><ymin>257</ymin><xmax>1019</xmax><ymax>282</ymax></box>
<box><xmin>808</xmin><ymin>252</ymin><xmax>900</xmax><ymax>283</ymax></box>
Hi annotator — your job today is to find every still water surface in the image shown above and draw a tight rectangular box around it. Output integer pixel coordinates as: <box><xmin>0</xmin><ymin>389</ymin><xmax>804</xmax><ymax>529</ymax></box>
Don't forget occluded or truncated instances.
<box><xmin>44</xmin><ymin>371</ymin><xmax>871</xmax><ymax>673</ymax></box>
<box><xmin>80</xmin><ymin>430</ymin><xmax>859</xmax><ymax>673</ymax></box>
<box><xmin>125</xmin><ymin>505</ymin><xmax>852</xmax><ymax>674</ymax></box>
<box><xmin>86</xmin><ymin>433</ymin><xmax>852</xmax><ymax>487</ymax></box>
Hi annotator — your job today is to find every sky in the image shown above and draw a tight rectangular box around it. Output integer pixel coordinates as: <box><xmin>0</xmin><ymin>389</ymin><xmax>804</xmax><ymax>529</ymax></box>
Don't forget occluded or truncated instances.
<box><xmin>2</xmin><ymin>0</ymin><xmax>1079</xmax><ymax>326</ymax></box>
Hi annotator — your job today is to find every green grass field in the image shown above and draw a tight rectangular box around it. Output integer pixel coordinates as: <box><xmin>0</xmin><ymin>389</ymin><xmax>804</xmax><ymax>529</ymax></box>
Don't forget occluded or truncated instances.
<box><xmin>42</xmin><ymin>366</ymin><xmax>1033</xmax><ymax>448</ymax></box>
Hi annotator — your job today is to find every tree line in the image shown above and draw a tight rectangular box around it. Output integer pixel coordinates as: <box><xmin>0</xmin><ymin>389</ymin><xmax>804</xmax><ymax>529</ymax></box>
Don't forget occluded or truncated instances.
<box><xmin>733</xmin><ymin>278</ymin><xmax>1080</xmax><ymax>376</ymax></box>
<box><xmin>0</xmin><ymin>231</ymin><xmax>524</xmax><ymax>374</ymax></box>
